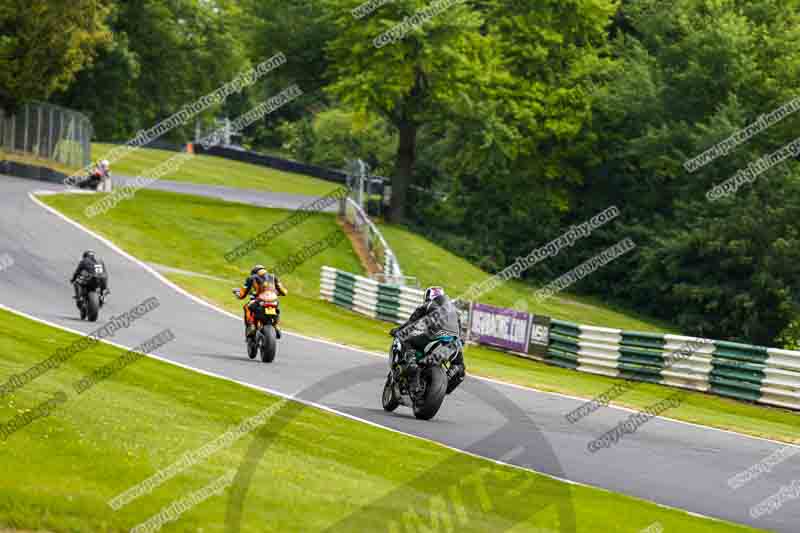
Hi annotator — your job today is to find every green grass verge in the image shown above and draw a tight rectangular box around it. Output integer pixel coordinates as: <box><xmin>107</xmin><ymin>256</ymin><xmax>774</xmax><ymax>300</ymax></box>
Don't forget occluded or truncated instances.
<box><xmin>0</xmin><ymin>309</ymin><xmax>762</xmax><ymax>532</ymax></box>
<box><xmin>380</xmin><ymin>224</ymin><xmax>677</xmax><ymax>333</ymax></box>
<box><xmin>39</xmin><ymin>191</ymin><xmax>800</xmax><ymax>444</ymax></box>
<box><xmin>92</xmin><ymin>142</ymin><xmax>339</xmax><ymax>197</ymax></box>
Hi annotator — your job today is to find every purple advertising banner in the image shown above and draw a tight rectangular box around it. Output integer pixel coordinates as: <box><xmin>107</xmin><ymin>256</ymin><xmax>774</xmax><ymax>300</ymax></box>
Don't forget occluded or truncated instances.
<box><xmin>469</xmin><ymin>303</ymin><xmax>530</xmax><ymax>353</ymax></box>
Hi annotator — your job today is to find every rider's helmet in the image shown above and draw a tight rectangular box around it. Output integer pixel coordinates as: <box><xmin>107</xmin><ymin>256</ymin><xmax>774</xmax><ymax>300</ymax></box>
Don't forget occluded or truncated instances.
<box><xmin>251</xmin><ymin>264</ymin><xmax>267</xmax><ymax>276</ymax></box>
<box><xmin>83</xmin><ymin>250</ymin><xmax>96</xmax><ymax>261</ymax></box>
<box><xmin>424</xmin><ymin>286</ymin><xmax>445</xmax><ymax>303</ymax></box>
<box><xmin>99</xmin><ymin>159</ymin><xmax>110</xmax><ymax>171</ymax></box>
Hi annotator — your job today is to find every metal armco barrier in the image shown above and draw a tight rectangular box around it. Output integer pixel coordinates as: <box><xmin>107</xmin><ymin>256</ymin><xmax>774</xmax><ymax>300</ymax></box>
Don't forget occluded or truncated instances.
<box><xmin>548</xmin><ymin>319</ymin><xmax>800</xmax><ymax>410</ymax></box>
<box><xmin>319</xmin><ymin>267</ymin><xmax>552</xmax><ymax>361</ymax></box>
<box><xmin>320</xmin><ymin>267</ymin><xmax>800</xmax><ymax>411</ymax></box>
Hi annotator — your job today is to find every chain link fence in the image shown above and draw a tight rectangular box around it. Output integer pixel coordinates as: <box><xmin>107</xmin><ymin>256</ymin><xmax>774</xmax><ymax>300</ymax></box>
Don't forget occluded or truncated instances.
<box><xmin>0</xmin><ymin>102</ymin><xmax>93</xmax><ymax>168</ymax></box>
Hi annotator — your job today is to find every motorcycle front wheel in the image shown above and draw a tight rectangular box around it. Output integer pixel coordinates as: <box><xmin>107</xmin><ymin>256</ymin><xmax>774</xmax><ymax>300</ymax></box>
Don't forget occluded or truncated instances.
<box><xmin>382</xmin><ymin>374</ymin><xmax>400</xmax><ymax>412</ymax></box>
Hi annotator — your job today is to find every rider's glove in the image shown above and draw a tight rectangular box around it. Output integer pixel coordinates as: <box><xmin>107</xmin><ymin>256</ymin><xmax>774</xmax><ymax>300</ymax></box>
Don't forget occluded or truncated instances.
<box><xmin>389</xmin><ymin>327</ymin><xmax>399</xmax><ymax>337</ymax></box>
<box><xmin>232</xmin><ymin>288</ymin><xmax>241</xmax><ymax>297</ymax></box>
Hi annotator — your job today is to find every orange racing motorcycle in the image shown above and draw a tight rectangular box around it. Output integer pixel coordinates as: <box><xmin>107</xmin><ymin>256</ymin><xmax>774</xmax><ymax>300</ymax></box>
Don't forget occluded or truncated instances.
<box><xmin>245</xmin><ymin>289</ymin><xmax>280</xmax><ymax>363</ymax></box>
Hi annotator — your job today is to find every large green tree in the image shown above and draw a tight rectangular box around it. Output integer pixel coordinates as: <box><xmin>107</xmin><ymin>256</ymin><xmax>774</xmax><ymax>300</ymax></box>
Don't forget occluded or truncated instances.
<box><xmin>321</xmin><ymin>0</ymin><xmax>489</xmax><ymax>222</ymax></box>
<box><xmin>0</xmin><ymin>0</ymin><xmax>111</xmax><ymax>111</ymax></box>
<box><xmin>56</xmin><ymin>0</ymin><xmax>250</xmax><ymax>140</ymax></box>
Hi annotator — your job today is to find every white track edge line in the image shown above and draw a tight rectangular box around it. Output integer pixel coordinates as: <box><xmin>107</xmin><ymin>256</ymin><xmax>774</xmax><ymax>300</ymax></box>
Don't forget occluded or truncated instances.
<box><xmin>28</xmin><ymin>191</ymin><xmax>800</xmax><ymax>454</ymax></box>
<box><xmin>0</xmin><ymin>299</ymin><xmax>732</xmax><ymax>525</ymax></box>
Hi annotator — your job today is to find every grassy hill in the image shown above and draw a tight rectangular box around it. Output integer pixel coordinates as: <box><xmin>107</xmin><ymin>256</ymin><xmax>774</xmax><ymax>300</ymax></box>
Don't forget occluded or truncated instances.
<box><xmin>380</xmin><ymin>224</ymin><xmax>677</xmax><ymax>333</ymax></box>
<box><xmin>92</xmin><ymin>143</ymin><xmax>339</xmax><ymax>196</ymax></box>
<box><xmin>39</xmin><ymin>190</ymin><xmax>800</xmax><ymax>444</ymax></box>
<box><xmin>2</xmin><ymin>309</ymin><xmax>758</xmax><ymax>532</ymax></box>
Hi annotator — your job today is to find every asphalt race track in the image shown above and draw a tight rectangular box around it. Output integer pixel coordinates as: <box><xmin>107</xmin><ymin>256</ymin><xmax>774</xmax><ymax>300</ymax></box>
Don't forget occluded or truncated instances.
<box><xmin>1</xmin><ymin>174</ymin><xmax>798</xmax><ymax>532</ymax></box>
<box><xmin>114</xmin><ymin>175</ymin><xmax>340</xmax><ymax>212</ymax></box>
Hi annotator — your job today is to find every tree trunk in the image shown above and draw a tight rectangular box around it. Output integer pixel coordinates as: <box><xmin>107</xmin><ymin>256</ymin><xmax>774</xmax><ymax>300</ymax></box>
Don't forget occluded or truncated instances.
<box><xmin>390</xmin><ymin>120</ymin><xmax>416</xmax><ymax>223</ymax></box>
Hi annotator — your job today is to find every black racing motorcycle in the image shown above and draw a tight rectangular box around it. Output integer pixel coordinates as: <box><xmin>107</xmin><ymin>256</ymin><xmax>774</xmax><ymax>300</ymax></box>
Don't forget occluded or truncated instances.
<box><xmin>73</xmin><ymin>270</ymin><xmax>108</xmax><ymax>322</ymax></box>
<box><xmin>382</xmin><ymin>334</ymin><xmax>464</xmax><ymax>420</ymax></box>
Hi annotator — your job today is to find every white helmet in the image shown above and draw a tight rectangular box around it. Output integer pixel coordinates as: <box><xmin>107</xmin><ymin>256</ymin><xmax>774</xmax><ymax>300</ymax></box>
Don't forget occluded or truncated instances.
<box><xmin>424</xmin><ymin>286</ymin><xmax>445</xmax><ymax>302</ymax></box>
<box><xmin>99</xmin><ymin>159</ymin><xmax>110</xmax><ymax>170</ymax></box>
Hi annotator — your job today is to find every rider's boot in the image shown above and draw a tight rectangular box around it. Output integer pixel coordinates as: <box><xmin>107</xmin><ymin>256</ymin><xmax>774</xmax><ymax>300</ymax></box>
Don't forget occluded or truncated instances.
<box><xmin>245</xmin><ymin>323</ymin><xmax>256</xmax><ymax>338</ymax></box>
<box><xmin>274</xmin><ymin>324</ymin><xmax>282</xmax><ymax>339</ymax></box>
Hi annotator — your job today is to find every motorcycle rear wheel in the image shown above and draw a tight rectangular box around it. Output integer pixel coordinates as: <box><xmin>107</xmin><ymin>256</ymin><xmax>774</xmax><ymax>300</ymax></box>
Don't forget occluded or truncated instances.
<box><xmin>412</xmin><ymin>366</ymin><xmax>447</xmax><ymax>420</ymax></box>
<box><xmin>260</xmin><ymin>325</ymin><xmax>277</xmax><ymax>363</ymax></box>
<box><xmin>86</xmin><ymin>291</ymin><xmax>100</xmax><ymax>322</ymax></box>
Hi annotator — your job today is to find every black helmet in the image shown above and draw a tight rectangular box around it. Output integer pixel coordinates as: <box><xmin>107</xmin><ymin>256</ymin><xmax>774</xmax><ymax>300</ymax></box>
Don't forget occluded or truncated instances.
<box><xmin>83</xmin><ymin>250</ymin><xmax>96</xmax><ymax>261</ymax></box>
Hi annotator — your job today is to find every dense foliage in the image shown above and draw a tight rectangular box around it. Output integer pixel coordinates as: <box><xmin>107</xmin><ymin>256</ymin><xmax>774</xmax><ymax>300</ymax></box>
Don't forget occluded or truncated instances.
<box><xmin>4</xmin><ymin>0</ymin><xmax>800</xmax><ymax>345</ymax></box>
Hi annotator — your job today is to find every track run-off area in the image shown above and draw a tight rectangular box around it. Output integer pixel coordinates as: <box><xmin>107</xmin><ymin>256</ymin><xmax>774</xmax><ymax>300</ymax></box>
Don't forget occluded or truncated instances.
<box><xmin>0</xmin><ymin>175</ymin><xmax>798</xmax><ymax>532</ymax></box>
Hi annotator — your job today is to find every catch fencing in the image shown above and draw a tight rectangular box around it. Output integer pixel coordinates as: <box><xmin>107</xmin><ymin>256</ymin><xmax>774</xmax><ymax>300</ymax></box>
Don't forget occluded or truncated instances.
<box><xmin>319</xmin><ymin>266</ymin><xmax>800</xmax><ymax>411</ymax></box>
<box><xmin>0</xmin><ymin>103</ymin><xmax>93</xmax><ymax>168</ymax></box>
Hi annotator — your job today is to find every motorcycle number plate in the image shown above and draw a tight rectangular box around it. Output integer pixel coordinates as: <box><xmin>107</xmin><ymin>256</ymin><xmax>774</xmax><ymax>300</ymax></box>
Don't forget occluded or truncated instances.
<box><xmin>263</xmin><ymin>308</ymin><xmax>277</xmax><ymax>315</ymax></box>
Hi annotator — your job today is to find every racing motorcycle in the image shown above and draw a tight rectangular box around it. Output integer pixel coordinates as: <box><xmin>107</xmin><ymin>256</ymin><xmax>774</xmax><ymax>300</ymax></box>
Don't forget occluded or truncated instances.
<box><xmin>246</xmin><ymin>289</ymin><xmax>280</xmax><ymax>363</ymax></box>
<box><xmin>382</xmin><ymin>333</ymin><xmax>464</xmax><ymax>420</ymax></box>
<box><xmin>73</xmin><ymin>270</ymin><xmax>108</xmax><ymax>322</ymax></box>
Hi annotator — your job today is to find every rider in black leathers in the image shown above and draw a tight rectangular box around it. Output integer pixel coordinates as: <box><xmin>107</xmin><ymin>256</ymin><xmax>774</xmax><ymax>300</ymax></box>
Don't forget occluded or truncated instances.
<box><xmin>70</xmin><ymin>250</ymin><xmax>109</xmax><ymax>302</ymax></box>
<box><xmin>390</xmin><ymin>286</ymin><xmax>466</xmax><ymax>393</ymax></box>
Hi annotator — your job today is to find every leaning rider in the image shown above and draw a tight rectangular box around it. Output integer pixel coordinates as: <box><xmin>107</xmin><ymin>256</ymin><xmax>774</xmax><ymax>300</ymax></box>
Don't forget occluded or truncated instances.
<box><xmin>390</xmin><ymin>286</ymin><xmax>466</xmax><ymax>393</ymax></box>
<box><xmin>233</xmin><ymin>264</ymin><xmax>287</xmax><ymax>339</ymax></box>
<box><xmin>70</xmin><ymin>250</ymin><xmax>109</xmax><ymax>303</ymax></box>
<box><xmin>83</xmin><ymin>159</ymin><xmax>111</xmax><ymax>190</ymax></box>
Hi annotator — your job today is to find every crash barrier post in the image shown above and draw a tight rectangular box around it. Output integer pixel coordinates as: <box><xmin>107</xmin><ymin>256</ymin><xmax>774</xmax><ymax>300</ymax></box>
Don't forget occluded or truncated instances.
<box><xmin>341</xmin><ymin>198</ymin><xmax>404</xmax><ymax>285</ymax></box>
<box><xmin>320</xmin><ymin>267</ymin><xmax>800</xmax><ymax>411</ymax></box>
<box><xmin>0</xmin><ymin>102</ymin><xmax>93</xmax><ymax>168</ymax></box>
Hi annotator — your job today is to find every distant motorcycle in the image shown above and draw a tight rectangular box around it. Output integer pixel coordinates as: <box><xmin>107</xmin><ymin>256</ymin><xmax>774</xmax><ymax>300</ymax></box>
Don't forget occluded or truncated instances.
<box><xmin>73</xmin><ymin>270</ymin><xmax>108</xmax><ymax>322</ymax></box>
<box><xmin>246</xmin><ymin>290</ymin><xmax>280</xmax><ymax>363</ymax></box>
<box><xmin>382</xmin><ymin>334</ymin><xmax>463</xmax><ymax>420</ymax></box>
